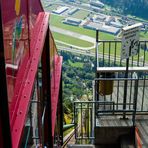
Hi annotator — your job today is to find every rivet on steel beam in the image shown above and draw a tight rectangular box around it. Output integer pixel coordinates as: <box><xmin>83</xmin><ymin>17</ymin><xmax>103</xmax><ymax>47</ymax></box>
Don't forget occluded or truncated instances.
<box><xmin>24</xmin><ymin>95</ymin><xmax>26</xmax><ymax>98</ymax></box>
<box><xmin>28</xmin><ymin>81</ymin><xmax>30</xmax><ymax>84</ymax></box>
<box><xmin>15</xmin><ymin>129</ymin><xmax>17</xmax><ymax>132</ymax></box>
<box><xmin>19</xmin><ymin>111</ymin><xmax>22</xmax><ymax>115</ymax></box>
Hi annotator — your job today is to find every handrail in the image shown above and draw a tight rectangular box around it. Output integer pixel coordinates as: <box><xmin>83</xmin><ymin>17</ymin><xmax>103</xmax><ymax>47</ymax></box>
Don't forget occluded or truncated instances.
<box><xmin>97</xmin><ymin>66</ymin><xmax>148</xmax><ymax>72</ymax></box>
<box><xmin>99</xmin><ymin>40</ymin><xmax>148</xmax><ymax>42</ymax></box>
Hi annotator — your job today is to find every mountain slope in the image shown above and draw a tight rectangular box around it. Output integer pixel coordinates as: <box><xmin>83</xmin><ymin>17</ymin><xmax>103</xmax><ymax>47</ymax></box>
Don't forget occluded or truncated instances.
<box><xmin>100</xmin><ymin>0</ymin><xmax>148</xmax><ymax>19</ymax></box>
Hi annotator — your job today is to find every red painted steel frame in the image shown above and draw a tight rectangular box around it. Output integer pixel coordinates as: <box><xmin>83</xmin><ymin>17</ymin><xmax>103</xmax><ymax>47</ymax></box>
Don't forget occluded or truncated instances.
<box><xmin>11</xmin><ymin>12</ymin><xmax>49</xmax><ymax>148</ymax></box>
<box><xmin>51</xmin><ymin>55</ymin><xmax>63</xmax><ymax>137</ymax></box>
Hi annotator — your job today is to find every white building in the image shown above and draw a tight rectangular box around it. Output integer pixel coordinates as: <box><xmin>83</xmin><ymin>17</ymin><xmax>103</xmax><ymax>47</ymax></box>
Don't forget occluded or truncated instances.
<box><xmin>68</xmin><ymin>8</ymin><xmax>79</xmax><ymax>15</ymax></box>
<box><xmin>90</xmin><ymin>0</ymin><xmax>105</xmax><ymax>8</ymax></box>
<box><xmin>110</xmin><ymin>21</ymin><xmax>123</xmax><ymax>28</ymax></box>
<box><xmin>83</xmin><ymin>21</ymin><xmax>120</xmax><ymax>35</ymax></box>
<box><xmin>63</xmin><ymin>17</ymin><xmax>82</xmax><ymax>26</ymax></box>
<box><xmin>105</xmin><ymin>16</ymin><xmax>115</xmax><ymax>25</ymax></box>
<box><xmin>92</xmin><ymin>14</ymin><xmax>106</xmax><ymax>22</ymax></box>
<box><xmin>52</xmin><ymin>6</ymin><xmax>69</xmax><ymax>14</ymax></box>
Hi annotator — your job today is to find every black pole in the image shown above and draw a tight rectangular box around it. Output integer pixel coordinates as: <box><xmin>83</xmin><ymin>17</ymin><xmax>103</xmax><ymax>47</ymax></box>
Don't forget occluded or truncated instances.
<box><xmin>0</xmin><ymin>2</ymin><xmax>12</xmax><ymax>147</ymax></box>
<box><xmin>133</xmin><ymin>78</ymin><xmax>138</xmax><ymax>126</ymax></box>
<box><xmin>123</xmin><ymin>58</ymin><xmax>129</xmax><ymax>119</ymax></box>
<box><xmin>95</xmin><ymin>29</ymin><xmax>99</xmax><ymax>77</ymax></box>
<box><xmin>74</xmin><ymin>102</ymin><xmax>76</xmax><ymax>140</ymax></box>
<box><xmin>122</xmin><ymin>46</ymin><xmax>131</xmax><ymax>119</ymax></box>
<box><xmin>96</xmin><ymin>29</ymin><xmax>99</xmax><ymax>42</ymax></box>
<box><xmin>95</xmin><ymin>30</ymin><xmax>99</xmax><ymax>101</ymax></box>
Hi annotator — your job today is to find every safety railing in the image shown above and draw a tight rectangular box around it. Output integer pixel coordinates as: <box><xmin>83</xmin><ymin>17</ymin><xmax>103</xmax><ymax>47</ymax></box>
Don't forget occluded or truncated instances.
<box><xmin>74</xmin><ymin>76</ymin><xmax>148</xmax><ymax>143</ymax></box>
<box><xmin>95</xmin><ymin>76</ymin><xmax>148</xmax><ymax>113</ymax></box>
<box><xmin>74</xmin><ymin>101</ymin><xmax>95</xmax><ymax>144</ymax></box>
<box><xmin>97</xmin><ymin>40</ymin><xmax>148</xmax><ymax>67</ymax></box>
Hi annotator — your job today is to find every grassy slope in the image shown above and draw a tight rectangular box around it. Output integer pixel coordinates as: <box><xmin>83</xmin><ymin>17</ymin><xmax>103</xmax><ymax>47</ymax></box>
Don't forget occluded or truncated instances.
<box><xmin>71</xmin><ymin>9</ymin><xmax>90</xmax><ymax>19</ymax></box>
<box><xmin>53</xmin><ymin>32</ymin><xmax>93</xmax><ymax>47</ymax></box>
<box><xmin>50</xmin><ymin>14</ymin><xmax>148</xmax><ymax>39</ymax></box>
<box><xmin>50</xmin><ymin>14</ymin><xmax>115</xmax><ymax>40</ymax></box>
<box><xmin>50</xmin><ymin>14</ymin><xmax>148</xmax><ymax>60</ymax></box>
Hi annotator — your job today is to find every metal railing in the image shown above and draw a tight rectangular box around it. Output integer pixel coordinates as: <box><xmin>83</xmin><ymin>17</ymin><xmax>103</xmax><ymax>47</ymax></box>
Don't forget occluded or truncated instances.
<box><xmin>73</xmin><ymin>31</ymin><xmax>148</xmax><ymax>144</ymax></box>
<box><xmin>95</xmin><ymin>77</ymin><xmax>148</xmax><ymax>113</ymax></box>
<box><xmin>95</xmin><ymin>37</ymin><xmax>148</xmax><ymax>113</ymax></box>
<box><xmin>74</xmin><ymin>101</ymin><xmax>95</xmax><ymax>144</ymax></box>
<box><xmin>97</xmin><ymin>40</ymin><xmax>148</xmax><ymax>67</ymax></box>
<box><xmin>74</xmin><ymin>76</ymin><xmax>148</xmax><ymax>143</ymax></box>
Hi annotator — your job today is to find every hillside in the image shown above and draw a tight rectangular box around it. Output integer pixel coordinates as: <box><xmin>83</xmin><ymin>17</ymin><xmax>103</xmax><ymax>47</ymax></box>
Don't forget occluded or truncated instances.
<box><xmin>100</xmin><ymin>0</ymin><xmax>148</xmax><ymax>19</ymax></box>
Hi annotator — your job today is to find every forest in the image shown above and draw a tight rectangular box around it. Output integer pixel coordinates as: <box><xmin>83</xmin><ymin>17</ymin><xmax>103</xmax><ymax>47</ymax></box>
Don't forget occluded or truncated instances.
<box><xmin>100</xmin><ymin>0</ymin><xmax>148</xmax><ymax>19</ymax></box>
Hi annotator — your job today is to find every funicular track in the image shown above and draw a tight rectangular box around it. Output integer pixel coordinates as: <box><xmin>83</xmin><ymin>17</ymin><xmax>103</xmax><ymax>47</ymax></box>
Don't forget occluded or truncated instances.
<box><xmin>62</xmin><ymin>126</ymin><xmax>79</xmax><ymax>148</ymax></box>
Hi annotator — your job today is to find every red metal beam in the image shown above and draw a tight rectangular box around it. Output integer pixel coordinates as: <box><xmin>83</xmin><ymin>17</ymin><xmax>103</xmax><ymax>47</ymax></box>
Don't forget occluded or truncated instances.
<box><xmin>51</xmin><ymin>55</ymin><xmax>63</xmax><ymax>137</ymax></box>
<box><xmin>11</xmin><ymin>12</ymin><xmax>49</xmax><ymax>148</ymax></box>
<box><xmin>135</xmin><ymin>127</ymin><xmax>142</xmax><ymax>148</ymax></box>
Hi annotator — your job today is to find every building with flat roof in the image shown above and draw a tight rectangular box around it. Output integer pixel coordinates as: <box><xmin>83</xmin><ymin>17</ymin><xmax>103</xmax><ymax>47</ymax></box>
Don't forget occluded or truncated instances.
<box><xmin>90</xmin><ymin>0</ymin><xmax>105</xmax><ymax>8</ymax></box>
<box><xmin>92</xmin><ymin>14</ymin><xmax>106</xmax><ymax>22</ymax></box>
<box><xmin>105</xmin><ymin>16</ymin><xmax>115</xmax><ymax>25</ymax></box>
<box><xmin>83</xmin><ymin>21</ymin><xmax>120</xmax><ymax>35</ymax></box>
<box><xmin>110</xmin><ymin>21</ymin><xmax>123</xmax><ymax>28</ymax></box>
<box><xmin>63</xmin><ymin>17</ymin><xmax>82</xmax><ymax>26</ymax></box>
<box><xmin>52</xmin><ymin>6</ymin><xmax>69</xmax><ymax>14</ymax></box>
<box><xmin>68</xmin><ymin>8</ymin><xmax>79</xmax><ymax>15</ymax></box>
<box><xmin>91</xmin><ymin>6</ymin><xmax>104</xmax><ymax>12</ymax></box>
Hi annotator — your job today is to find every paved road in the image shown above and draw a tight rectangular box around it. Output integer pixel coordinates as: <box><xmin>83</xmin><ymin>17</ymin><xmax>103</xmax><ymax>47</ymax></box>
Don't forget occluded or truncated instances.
<box><xmin>51</xmin><ymin>26</ymin><xmax>97</xmax><ymax>50</ymax></box>
<box><xmin>50</xmin><ymin>26</ymin><xmax>96</xmax><ymax>43</ymax></box>
<box><xmin>58</xmin><ymin>45</ymin><xmax>148</xmax><ymax>66</ymax></box>
<box><xmin>55</xmin><ymin>40</ymin><xmax>95</xmax><ymax>50</ymax></box>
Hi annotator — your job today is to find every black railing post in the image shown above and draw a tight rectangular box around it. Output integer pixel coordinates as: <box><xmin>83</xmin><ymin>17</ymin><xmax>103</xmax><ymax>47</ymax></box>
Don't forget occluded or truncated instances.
<box><xmin>133</xmin><ymin>77</ymin><xmax>139</xmax><ymax>126</ymax></box>
<box><xmin>123</xmin><ymin>58</ymin><xmax>129</xmax><ymax>119</ymax></box>
<box><xmin>94</xmin><ymin>80</ymin><xmax>97</xmax><ymax>126</ymax></box>
<box><xmin>95</xmin><ymin>30</ymin><xmax>100</xmax><ymax>105</ymax></box>
<box><xmin>74</xmin><ymin>102</ymin><xmax>76</xmax><ymax>140</ymax></box>
<box><xmin>122</xmin><ymin>45</ymin><xmax>131</xmax><ymax>119</ymax></box>
<box><xmin>81</xmin><ymin>102</ymin><xmax>83</xmax><ymax>142</ymax></box>
<box><xmin>95</xmin><ymin>29</ymin><xmax>99</xmax><ymax>77</ymax></box>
